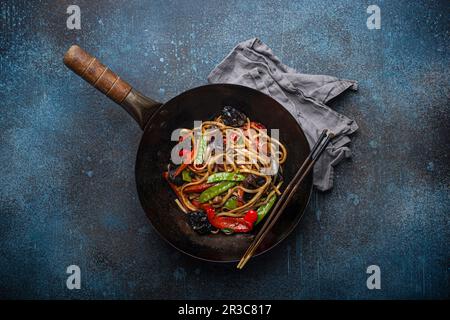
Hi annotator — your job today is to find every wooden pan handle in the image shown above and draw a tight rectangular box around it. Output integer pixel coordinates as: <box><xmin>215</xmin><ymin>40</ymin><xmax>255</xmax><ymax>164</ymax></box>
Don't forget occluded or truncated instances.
<box><xmin>63</xmin><ymin>45</ymin><xmax>132</xmax><ymax>104</ymax></box>
<box><xmin>63</xmin><ymin>45</ymin><xmax>162</xmax><ymax>129</ymax></box>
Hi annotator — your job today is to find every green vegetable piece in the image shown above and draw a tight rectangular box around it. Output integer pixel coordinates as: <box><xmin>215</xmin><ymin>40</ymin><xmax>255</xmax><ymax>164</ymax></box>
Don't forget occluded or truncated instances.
<box><xmin>199</xmin><ymin>181</ymin><xmax>236</xmax><ymax>203</ymax></box>
<box><xmin>182</xmin><ymin>170</ymin><xmax>192</xmax><ymax>182</ymax></box>
<box><xmin>224</xmin><ymin>197</ymin><xmax>238</xmax><ymax>210</ymax></box>
<box><xmin>256</xmin><ymin>195</ymin><xmax>277</xmax><ymax>224</ymax></box>
<box><xmin>194</xmin><ymin>135</ymin><xmax>207</xmax><ymax>165</ymax></box>
<box><xmin>207</xmin><ymin>172</ymin><xmax>245</xmax><ymax>183</ymax></box>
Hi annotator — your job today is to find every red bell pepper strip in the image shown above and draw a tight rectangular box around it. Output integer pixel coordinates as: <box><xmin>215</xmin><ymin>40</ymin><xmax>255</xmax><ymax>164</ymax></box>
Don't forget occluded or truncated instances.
<box><xmin>204</xmin><ymin>205</ymin><xmax>253</xmax><ymax>233</ymax></box>
<box><xmin>184</xmin><ymin>183</ymin><xmax>215</xmax><ymax>193</ymax></box>
<box><xmin>191</xmin><ymin>199</ymin><xmax>201</xmax><ymax>208</ymax></box>
<box><xmin>237</xmin><ymin>189</ymin><xmax>244</xmax><ymax>206</ymax></box>
<box><xmin>172</xmin><ymin>150</ymin><xmax>193</xmax><ymax>178</ymax></box>
<box><xmin>242</xmin><ymin>121</ymin><xmax>266</xmax><ymax>130</ymax></box>
<box><xmin>251</xmin><ymin>121</ymin><xmax>266</xmax><ymax>129</ymax></box>
<box><xmin>173</xmin><ymin>164</ymin><xmax>187</xmax><ymax>179</ymax></box>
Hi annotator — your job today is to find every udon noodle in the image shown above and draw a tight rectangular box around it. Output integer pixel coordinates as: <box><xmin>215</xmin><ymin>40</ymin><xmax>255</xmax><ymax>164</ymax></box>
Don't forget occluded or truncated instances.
<box><xmin>164</xmin><ymin>107</ymin><xmax>287</xmax><ymax>234</ymax></box>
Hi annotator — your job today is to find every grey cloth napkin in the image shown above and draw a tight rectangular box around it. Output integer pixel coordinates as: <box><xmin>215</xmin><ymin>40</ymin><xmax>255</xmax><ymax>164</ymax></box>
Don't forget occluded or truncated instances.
<box><xmin>208</xmin><ymin>38</ymin><xmax>358</xmax><ymax>191</ymax></box>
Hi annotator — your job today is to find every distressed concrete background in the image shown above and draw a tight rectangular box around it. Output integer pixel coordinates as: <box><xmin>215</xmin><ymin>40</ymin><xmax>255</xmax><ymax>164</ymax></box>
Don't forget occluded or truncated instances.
<box><xmin>0</xmin><ymin>0</ymin><xmax>448</xmax><ymax>299</ymax></box>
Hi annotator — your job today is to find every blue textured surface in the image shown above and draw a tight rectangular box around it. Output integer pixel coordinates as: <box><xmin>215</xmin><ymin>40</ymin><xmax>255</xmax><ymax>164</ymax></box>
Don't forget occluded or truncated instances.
<box><xmin>0</xmin><ymin>0</ymin><xmax>449</xmax><ymax>299</ymax></box>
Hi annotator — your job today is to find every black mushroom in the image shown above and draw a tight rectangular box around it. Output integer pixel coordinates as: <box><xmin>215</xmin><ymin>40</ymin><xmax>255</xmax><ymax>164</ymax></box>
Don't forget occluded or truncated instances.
<box><xmin>220</xmin><ymin>106</ymin><xmax>247</xmax><ymax>127</ymax></box>
<box><xmin>242</xmin><ymin>174</ymin><xmax>266</xmax><ymax>189</ymax></box>
<box><xmin>188</xmin><ymin>211</ymin><xmax>213</xmax><ymax>235</ymax></box>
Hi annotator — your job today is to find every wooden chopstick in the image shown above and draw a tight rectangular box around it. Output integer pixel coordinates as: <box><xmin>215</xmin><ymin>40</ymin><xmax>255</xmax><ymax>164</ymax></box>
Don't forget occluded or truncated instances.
<box><xmin>237</xmin><ymin>130</ymin><xmax>332</xmax><ymax>268</ymax></box>
<box><xmin>237</xmin><ymin>129</ymin><xmax>334</xmax><ymax>269</ymax></box>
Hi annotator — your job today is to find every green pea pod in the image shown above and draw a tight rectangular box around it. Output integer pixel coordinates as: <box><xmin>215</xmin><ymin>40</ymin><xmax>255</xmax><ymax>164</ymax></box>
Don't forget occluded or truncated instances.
<box><xmin>223</xmin><ymin>197</ymin><xmax>238</xmax><ymax>210</ymax></box>
<box><xmin>256</xmin><ymin>195</ymin><xmax>277</xmax><ymax>224</ymax></box>
<box><xmin>199</xmin><ymin>181</ymin><xmax>236</xmax><ymax>203</ymax></box>
<box><xmin>194</xmin><ymin>135</ymin><xmax>207</xmax><ymax>165</ymax></box>
<box><xmin>207</xmin><ymin>172</ymin><xmax>245</xmax><ymax>183</ymax></box>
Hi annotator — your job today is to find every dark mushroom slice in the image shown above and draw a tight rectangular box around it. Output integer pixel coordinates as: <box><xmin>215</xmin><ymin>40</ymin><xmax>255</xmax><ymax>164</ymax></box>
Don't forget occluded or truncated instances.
<box><xmin>220</xmin><ymin>106</ymin><xmax>247</xmax><ymax>127</ymax></box>
<box><xmin>242</xmin><ymin>174</ymin><xmax>266</xmax><ymax>189</ymax></box>
<box><xmin>188</xmin><ymin>211</ymin><xmax>213</xmax><ymax>235</ymax></box>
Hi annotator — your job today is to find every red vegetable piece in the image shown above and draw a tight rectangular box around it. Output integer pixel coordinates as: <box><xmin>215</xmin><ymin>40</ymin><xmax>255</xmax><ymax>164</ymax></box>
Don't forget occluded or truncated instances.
<box><xmin>244</xmin><ymin>209</ymin><xmax>258</xmax><ymax>225</ymax></box>
<box><xmin>204</xmin><ymin>205</ymin><xmax>252</xmax><ymax>233</ymax></box>
<box><xmin>251</xmin><ymin>121</ymin><xmax>266</xmax><ymax>129</ymax></box>
<box><xmin>191</xmin><ymin>199</ymin><xmax>200</xmax><ymax>208</ymax></box>
<box><xmin>184</xmin><ymin>183</ymin><xmax>215</xmax><ymax>193</ymax></box>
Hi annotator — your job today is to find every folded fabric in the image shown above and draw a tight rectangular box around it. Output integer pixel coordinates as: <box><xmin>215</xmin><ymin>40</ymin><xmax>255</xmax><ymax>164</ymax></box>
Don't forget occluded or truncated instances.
<box><xmin>208</xmin><ymin>38</ymin><xmax>358</xmax><ymax>191</ymax></box>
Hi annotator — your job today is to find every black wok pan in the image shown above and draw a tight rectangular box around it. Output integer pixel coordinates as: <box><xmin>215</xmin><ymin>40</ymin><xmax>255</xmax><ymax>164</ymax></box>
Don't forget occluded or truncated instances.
<box><xmin>64</xmin><ymin>45</ymin><xmax>313</xmax><ymax>262</ymax></box>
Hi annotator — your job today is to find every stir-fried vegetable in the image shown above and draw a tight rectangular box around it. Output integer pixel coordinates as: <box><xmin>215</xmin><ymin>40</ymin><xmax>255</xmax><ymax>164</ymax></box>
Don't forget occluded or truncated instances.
<box><xmin>168</xmin><ymin>150</ymin><xmax>193</xmax><ymax>185</ymax></box>
<box><xmin>223</xmin><ymin>197</ymin><xmax>238</xmax><ymax>210</ymax></box>
<box><xmin>184</xmin><ymin>183</ymin><xmax>215</xmax><ymax>193</ymax></box>
<box><xmin>188</xmin><ymin>211</ymin><xmax>213</xmax><ymax>234</ymax></box>
<box><xmin>204</xmin><ymin>205</ymin><xmax>252</xmax><ymax>233</ymax></box>
<box><xmin>199</xmin><ymin>181</ymin><xmax>236</xmax><ymax>203</ymax></box>
<box><xmin>167</xmin><ymin>164</ymin><xmax>184</xmax><ymax>186</ymax></box>
<box><xmin>207</xmin><ymin>172</ymin><xmax>245</xmax><ymax>183</ymax></box>
<box><xmin>244</xmin><ymin>209</ymin><xmax>258</xmax><ymax>225</ymax></box>
<box><xmin>182</xmin><ymin>169</ymin><xmax>192</xmax><ymax>182</ymax></box>
<box><xmin>194</xmin><ymin>135</ymin><xmax>207</xmax><ymax>165</ymax></box>
<box><xmin>256</xmin><ymin>195</ymin><xmax>277</xmax><ymax>224</ymax></box>
<box><xmin>221</xmin><ymin>106</ymin><xmax>246</xmax><ymax>127</ymax></box>
<box><xmin>242</xmin><ymin>174</ymin><xmax>265</xmax><ymax>188</ymax></box>
<box><xmin>164</xmin><ymin>106</ymin><xmax>287</xmax><ymax>235</ymax></box>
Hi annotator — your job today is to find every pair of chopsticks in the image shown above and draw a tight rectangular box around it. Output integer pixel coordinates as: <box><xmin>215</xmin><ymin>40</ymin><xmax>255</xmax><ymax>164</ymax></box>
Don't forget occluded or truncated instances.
<box><xmin>237</xmin><ymin>129</ymin><xmax>334</xmax><ymax>269</ymax></box>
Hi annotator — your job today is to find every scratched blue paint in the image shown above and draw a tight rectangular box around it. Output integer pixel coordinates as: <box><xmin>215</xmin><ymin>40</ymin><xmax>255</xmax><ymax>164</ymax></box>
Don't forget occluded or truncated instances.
<box><xmin>347</xmin><ymin>193</ymin><xmax>361</xmax><ymax>206</ymax></box>
<box><xmin>0</xmin><ymin>0</ymin><xmax>448</xmax><ymax>299</ymax></box>
<box><xmin>369</xmin><ymin>140</ymin><xmax>378</xmax><ymax>149</ymax></box>
<box><xmin>84</xmin><ymin>170</ymin><xmax>94</xmax><ymax>178</ymax></box>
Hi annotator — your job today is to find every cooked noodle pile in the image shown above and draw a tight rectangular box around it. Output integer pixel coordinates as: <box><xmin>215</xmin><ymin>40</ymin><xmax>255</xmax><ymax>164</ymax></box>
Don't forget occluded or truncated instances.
<box><xmin>163</xmin><ymin>107</ymin><xmax>288</xmax><ymax>234</ymax></box>
<box><xmin>171</xmin><ymin>115</ymin><xmax>286</xmax><ymax>218</ymax></box>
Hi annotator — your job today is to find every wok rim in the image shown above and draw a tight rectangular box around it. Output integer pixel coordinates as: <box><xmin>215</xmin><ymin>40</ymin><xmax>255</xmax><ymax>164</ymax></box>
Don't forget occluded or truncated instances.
<box><xmin>135</xmin><ymin>83</ymin><xmax>313</xmax><ymax>263</ymax></box>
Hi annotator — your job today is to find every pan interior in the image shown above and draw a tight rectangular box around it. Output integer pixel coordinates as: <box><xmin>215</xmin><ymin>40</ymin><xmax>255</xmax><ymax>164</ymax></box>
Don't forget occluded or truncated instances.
<box><xmin>135</xmin><ymin>84</ymin><xmax>312</xmax><ymax>262</ymax></box>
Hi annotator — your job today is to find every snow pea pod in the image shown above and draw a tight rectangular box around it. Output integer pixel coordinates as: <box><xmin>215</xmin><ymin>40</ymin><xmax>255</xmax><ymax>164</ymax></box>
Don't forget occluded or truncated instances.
<box><xmin>199</xmin><ymin>181</ymin><xmax>236</xmax><ymax>203</ymax></box>
<box><xmin>194</xmin><ymin>135</ymin><xmax>207</xmax><ymax>165</ymax></box>
<box><xmin>256</xmin><ymin>195</ymin><xmax>277</xmax><ymax>224</ymax></box>
<box><xmin>207</xmin><ymin>172</ymin><xmax>245</xmax><ymax>183</ymax></box>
